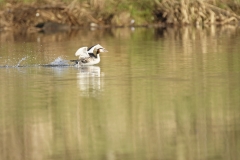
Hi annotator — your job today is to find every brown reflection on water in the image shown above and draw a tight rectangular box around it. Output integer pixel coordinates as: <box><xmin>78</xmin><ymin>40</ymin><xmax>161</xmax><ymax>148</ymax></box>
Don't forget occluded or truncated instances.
<box><xmin>0</xmin><ymin>26</ymin><xmax>240</xmax><ymax>160</ymax></box>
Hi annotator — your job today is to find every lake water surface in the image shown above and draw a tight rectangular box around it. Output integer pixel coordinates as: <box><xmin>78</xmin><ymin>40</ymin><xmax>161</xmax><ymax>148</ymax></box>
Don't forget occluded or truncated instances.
<box><xmin>0</xmin><ymin>26</ymin><xmax>240</xmax><ymax>160</ymax></box>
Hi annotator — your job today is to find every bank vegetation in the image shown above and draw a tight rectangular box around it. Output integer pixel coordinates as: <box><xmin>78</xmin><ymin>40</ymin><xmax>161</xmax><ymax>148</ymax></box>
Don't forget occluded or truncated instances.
<box><xmin>0</xmin><ymin>0</ymin><xmax>240</xmax><ymax>32</ymax></box>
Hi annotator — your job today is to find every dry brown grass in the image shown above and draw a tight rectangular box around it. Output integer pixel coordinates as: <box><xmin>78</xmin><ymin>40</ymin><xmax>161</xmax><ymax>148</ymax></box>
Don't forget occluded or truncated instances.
<box><xmin>0</xmin><ymin>0</ymin><xmax>240</xmax><ymax>32</ymax></box>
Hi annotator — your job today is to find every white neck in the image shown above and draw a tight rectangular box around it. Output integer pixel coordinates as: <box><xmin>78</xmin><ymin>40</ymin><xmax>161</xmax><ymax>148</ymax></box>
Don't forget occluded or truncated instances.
<box><xmin>97</xmin><ymin>54</ymin><xmax>100</xmax><ymax>60</ymax></box>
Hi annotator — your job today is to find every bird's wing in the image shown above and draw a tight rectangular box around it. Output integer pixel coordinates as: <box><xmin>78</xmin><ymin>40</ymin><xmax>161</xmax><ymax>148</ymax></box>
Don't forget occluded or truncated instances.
<box><xmin>75</xmin><ymin>47</ymin><xmax>89</xmax><ymax>58</ymax></box>
<box><xmin>88</xmin><ymin>44</ymin><xmax>104</xmax><ymax>51</ymax></box>
<box><xmin>87</xmin><ymin>45</ymin><xmax>95</xmax><ymax>51</ymax></box>
<box><xmin>94</xmin><ymin>44</ymin><xmax>104</xmax><ymax>49</ymax></box>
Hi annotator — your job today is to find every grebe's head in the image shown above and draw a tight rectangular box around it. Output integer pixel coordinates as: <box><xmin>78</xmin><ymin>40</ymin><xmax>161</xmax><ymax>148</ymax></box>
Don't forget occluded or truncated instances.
<box><xmin>96</xmin><ymin>48</ymin><xmax>108</xmax><ymax>54</ymax></box>
<box><xmin>88</xmin><ymin>44</ymin><xmax>107</xmax><ymax>53</ymax></box>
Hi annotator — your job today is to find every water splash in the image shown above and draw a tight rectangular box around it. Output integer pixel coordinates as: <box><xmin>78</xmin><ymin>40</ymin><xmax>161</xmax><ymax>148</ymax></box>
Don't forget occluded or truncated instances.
<box><xmin>50</xmin><ymin>57</ymin><xmax>69</xmax><ymax>66</ymax></box>
<box><xmin>16</xmin><ymin>56</ymin><xmax>27</xmax><ymax>67</ymax></box>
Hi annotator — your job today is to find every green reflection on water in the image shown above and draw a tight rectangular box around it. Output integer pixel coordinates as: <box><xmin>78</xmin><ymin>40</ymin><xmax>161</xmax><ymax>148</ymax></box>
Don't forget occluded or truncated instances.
<box><xmin>0</xmin><ymin>27</ymin><xmax>240</xmax><ymax>160</ymax></box>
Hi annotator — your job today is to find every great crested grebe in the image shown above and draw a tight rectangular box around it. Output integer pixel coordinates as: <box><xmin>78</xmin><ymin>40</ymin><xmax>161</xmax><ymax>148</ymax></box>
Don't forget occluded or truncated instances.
<box><xmin>70</xmin><ymin>44</ymin><xmax>108</xmax><ymax>66</ymax></box>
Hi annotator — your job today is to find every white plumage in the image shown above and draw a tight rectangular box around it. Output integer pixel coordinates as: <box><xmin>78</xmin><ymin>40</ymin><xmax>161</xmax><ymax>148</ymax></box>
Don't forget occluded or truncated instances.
<box><xmin>70</xmin><ymin>44</ymin><xmax>108</xmax><ymax>66</ymax></box>
<box><xmin>75</xmin><ymin>47</ymin><xmax>88</xmax><ymax>58</ymax></box>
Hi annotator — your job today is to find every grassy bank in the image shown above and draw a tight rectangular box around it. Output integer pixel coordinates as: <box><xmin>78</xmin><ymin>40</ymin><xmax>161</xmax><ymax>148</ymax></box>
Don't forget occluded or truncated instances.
<box><xmin>0</xmin><ymin>0</ymin><xmax>240</xmax><ymax>32</ymax></box>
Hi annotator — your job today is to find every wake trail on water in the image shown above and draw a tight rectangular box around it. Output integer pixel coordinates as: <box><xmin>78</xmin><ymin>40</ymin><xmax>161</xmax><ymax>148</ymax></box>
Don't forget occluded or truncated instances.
<box><xmin>0</xmin><ymin>57</ymin><xmax>76</xmax><ymax>68</ymax></box>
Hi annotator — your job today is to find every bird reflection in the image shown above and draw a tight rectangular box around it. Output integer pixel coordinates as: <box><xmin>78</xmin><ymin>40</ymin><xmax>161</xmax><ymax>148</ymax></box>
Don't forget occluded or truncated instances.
<box><xmin>77</xmin><ymin>66</ymin><xmax>103</xmax><ymax>97</ymax></box>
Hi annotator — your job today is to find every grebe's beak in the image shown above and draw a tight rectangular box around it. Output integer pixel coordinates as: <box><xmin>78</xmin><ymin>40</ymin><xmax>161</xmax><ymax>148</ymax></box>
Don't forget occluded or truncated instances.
<box><xmin>100</xmin><ymin>48</ymin><xmax>108</xmax><ymax>53</ymax></box>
